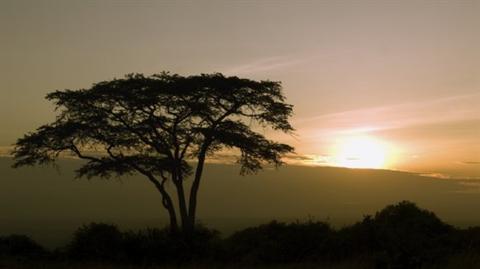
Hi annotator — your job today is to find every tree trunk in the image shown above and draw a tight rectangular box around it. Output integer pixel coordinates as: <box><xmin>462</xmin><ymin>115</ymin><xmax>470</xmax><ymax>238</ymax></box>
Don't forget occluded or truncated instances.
<box><xmin>158</xmin><ymin>187</ymin><xmax>179</xmax><ymax>234</ymax></box>
<box><xmin>174</xmin><ymin>180</ymin><xmax>190</xmax><ymax>233</ymax></box>
<box><xmin>163</xmin><ymin>196</ymin><xmax>179</xmax><ymax>233</ymax></box>
<box><xmin>142</xmin><ymin>172</ymin><xmax>179</xmax><ymax>234</ymax></box>
<box><xmin>187</xmin><ymin>149</ymin><xmax>207</xmax><ymax>231</ymax></box>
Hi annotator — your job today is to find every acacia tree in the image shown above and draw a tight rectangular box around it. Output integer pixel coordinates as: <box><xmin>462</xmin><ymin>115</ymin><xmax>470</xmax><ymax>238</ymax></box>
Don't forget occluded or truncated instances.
<box><xmin>12</xmin><ymin>73</ymin><xmax>294</xmax><ymax>234</ymax></box>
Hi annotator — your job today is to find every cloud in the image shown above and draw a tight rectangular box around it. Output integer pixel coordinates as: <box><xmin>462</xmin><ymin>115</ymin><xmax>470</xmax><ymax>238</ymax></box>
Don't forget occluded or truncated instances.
<box><xmin>223</xmin><ymin>56</ymin><xmax>306</xmax><ymax>76</ymax></box>
<box><xmin>419</xmin><ymin>173</ymin><xmax>453</xmax><ymax>179</ymax></box>
<box><xmin>283</xmin><ymin>154</ymin><xmax>333</xmax><ymax>166</ymax></box>
<box><xmin>284</xmin><ymin>154</ymin><xmax>315</xmax><ymax>161</ymax></box>
<box><xmin>461</xmin><ymin>161</ymin><xmax>480</xmax><ymax>165</ymax></box>
<box><xmin>0</xmin><ymin>146</ymin><xmax>12</xmax><ymax>157</ymax></box>
<box><xmin>223</xmin><ymin>49</ymin><xmax>357</xmax><ymax>76</ymax></box>
<box><xmin>295</xmin><ymin>92</ymin><xmax>480</xmax><ymax>137</ymax></box>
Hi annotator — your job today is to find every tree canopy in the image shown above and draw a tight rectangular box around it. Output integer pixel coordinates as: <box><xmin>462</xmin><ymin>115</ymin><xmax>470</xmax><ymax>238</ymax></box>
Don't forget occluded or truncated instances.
<box><xmin>13</xmin><ymin>72</ymin><xmax>294</xmax><ymax>233</ymax></box>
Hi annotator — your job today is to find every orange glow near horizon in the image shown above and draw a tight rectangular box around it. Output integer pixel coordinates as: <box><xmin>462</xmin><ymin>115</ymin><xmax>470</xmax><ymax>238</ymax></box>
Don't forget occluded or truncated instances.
<box><xmin>333</xmin><ymin>135</ymin><xmax>390</xmax><ymax>169</ymax></box>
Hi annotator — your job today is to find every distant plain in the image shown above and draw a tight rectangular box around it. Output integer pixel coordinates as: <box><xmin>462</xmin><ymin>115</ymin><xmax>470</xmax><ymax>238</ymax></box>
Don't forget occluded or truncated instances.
<box><xmin>2</xmin><ymin>157</ymin><xmax>480</xmax><ymax>248</ymax></box>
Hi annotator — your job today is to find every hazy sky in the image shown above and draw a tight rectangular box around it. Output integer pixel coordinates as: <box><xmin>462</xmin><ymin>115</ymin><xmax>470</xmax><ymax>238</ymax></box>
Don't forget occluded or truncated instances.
<box><xmin>1</xmin><ymin>0</ymin><xmax>479</xmax><ymax>177</ymax></box>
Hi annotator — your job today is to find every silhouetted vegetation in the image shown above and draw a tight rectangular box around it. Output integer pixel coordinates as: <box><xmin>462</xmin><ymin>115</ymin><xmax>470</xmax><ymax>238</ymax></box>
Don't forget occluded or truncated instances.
<box><xmin>66</xmin><ymin>223</ymin><xmax>124</xmax><ymax>262</ymax></box>
<box><xmin>336</xmin><ymin>201</ymin><xmax>456</xmax><ymax>268</ymax></box>
<box><xmin>3</xmin><ymin>201</ymin><xmax>480</xmax><ymax>268</ymax></box>
<box><xmin>0</xmin><ymin>234</ymin><xmax>47</xmax><ymax>260</ymax></box>
<box><xmin>227</xmin><ymin>221</ymin><xmax>334</xmax><ymax>264</ymax></box>
<box><xmin>12</xmin><ymin>72</ymin><xmax>294</xmax><ymax>235</ymax></box>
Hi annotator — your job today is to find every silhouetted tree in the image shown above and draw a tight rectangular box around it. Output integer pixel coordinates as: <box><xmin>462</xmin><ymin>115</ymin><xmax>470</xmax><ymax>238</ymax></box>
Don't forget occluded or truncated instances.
<box><xmin>12</xmin><ymin>72</ymin><xmax>294</xmax><ymax>234</ymax></box>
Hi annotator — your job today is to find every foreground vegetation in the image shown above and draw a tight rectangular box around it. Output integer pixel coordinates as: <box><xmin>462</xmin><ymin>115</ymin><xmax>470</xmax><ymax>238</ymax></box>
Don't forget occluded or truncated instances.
<box><xmin>2</xmin><ymin>201</ymin><xmax>480</xmax><ymax>269</ymax></box>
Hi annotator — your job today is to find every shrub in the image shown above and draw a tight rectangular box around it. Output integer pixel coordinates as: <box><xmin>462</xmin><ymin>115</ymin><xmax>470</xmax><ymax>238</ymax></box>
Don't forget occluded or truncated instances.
<box><xmin>227</xmin><ymin>220</ymin><xmax>333</xmax><ymax>264</ymax></box>
<box><xmin>64</xmin><ymin>222</ymin><xmax>220</xmax><ymax>264</ymax></box>
<box><xmin>373</xmin><ymin>201</ymin><xmax>454</xmax><ymax>268</ymax></box>
<box><xmin>0</xmin><ymin>234</ymin><xmax>47</xmax><ymax>259</ymax></box>
<box><xmin>1</xmin><ymin>201</ymin><xmax>468</xmax><ymax>268</ymax></box>
<box><xmin>66</xmin><ymin>223</ymin><xmax>124</xmax><ymax>262</ymax></box>
<box><xmin>123</xmin><ymin>224</ymin><xmax>221</xmax><ymax>264</ymax></box>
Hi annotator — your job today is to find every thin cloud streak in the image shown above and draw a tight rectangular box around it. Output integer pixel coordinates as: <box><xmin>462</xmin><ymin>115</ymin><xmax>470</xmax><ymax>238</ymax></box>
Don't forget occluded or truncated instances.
<box><xmin>295</xmin><ymin>92</ymin><xmax>480</xmax><ymax>137</ymax></box>
<box><xmin>0</xmin><ymin>146</ymin><xmax>12</xmax><ymax>157</ymax></box>
<box><xmin>223</xmin><ymin>49</ymin><xmax>358</xmax><ymax>76</ymax></box>
<box><xmin>223</xmin><ymin>56</ymin><xmax>305</xmax><ymax>76</ymax></box>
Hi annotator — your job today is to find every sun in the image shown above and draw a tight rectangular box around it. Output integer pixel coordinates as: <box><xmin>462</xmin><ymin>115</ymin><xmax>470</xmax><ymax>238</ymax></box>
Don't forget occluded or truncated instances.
<box><xmin>334</xmin><ymin>135</ymin><xmax>388</xmax><ymax>169</ymax></box>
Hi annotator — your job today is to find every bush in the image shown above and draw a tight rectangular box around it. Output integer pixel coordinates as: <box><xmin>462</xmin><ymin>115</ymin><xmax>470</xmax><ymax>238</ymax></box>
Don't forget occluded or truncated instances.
<box><xmin>1</xmin><ymin>201</ymin><xmax>471</xmax><ymax>268</ymax></box>
<box><xmin>227</xmin><ymin>220</ymin><xmax>334</xmax><ymax>264</ymax></box>
<box><xmin>336</xmin><ymin>215</ymin><xmax>378</xmax><ymax>259</ymax></box>
<box><xmin>64</xmin><ymin>222</ymin><xmax>220</xmax><ymax>264</ymax></box>
<box><xmin>455</xmin><ymin>226</ymin><xmax>480</xmax><ymax>252</ymax></box>
<box><xmin>373</xmin><ymin>201</ymin><xmax>454</xmax><ymax>268</ymax></box>
<box><xmin>66</xmin><ymin>223</ymin><xmax>124</xmax><ymax>262</ymax></box>
<box><xmin>337</xmin><ymin>201</ymin><xmax>455</xmax><ymax>268</ymax></box>
<box><xmin>123</xmin><ymin>224</ymin><xmax>221</xmax><ymax>264</ymax></box>
<box><xmin>0</xmin><ymin>234</ymin><xmax>47</xmax><ymax>259</ymax></box>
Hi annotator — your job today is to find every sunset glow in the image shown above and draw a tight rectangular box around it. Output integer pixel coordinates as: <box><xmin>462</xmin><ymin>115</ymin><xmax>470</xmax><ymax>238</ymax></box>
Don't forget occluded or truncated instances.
<box><xmin>334</xmin><ymin>135</ymin><xmax>389</xmax><ymax>169</ymax></box>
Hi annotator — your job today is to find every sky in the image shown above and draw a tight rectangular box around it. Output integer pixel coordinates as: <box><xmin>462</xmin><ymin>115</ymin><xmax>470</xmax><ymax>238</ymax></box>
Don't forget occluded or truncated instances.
<box><xmin>1</xmin><ymin>0</ymin><xmax>479</xmax><ymax>178</ymax></box>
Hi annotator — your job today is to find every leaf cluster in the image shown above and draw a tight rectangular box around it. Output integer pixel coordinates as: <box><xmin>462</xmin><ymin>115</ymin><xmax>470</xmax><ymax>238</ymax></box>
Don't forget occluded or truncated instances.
<box><xmin>13</xmin><ymin>72</ymin><xmax>294</xmax><ymax>179</ymax></box>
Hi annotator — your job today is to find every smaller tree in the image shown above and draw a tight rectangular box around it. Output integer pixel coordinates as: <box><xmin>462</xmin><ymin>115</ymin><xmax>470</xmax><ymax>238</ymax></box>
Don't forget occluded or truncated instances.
<box><xmin>13</xmin><ymin>72</ymin><xmax>294</xmax><ymax>234</ymax></box>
